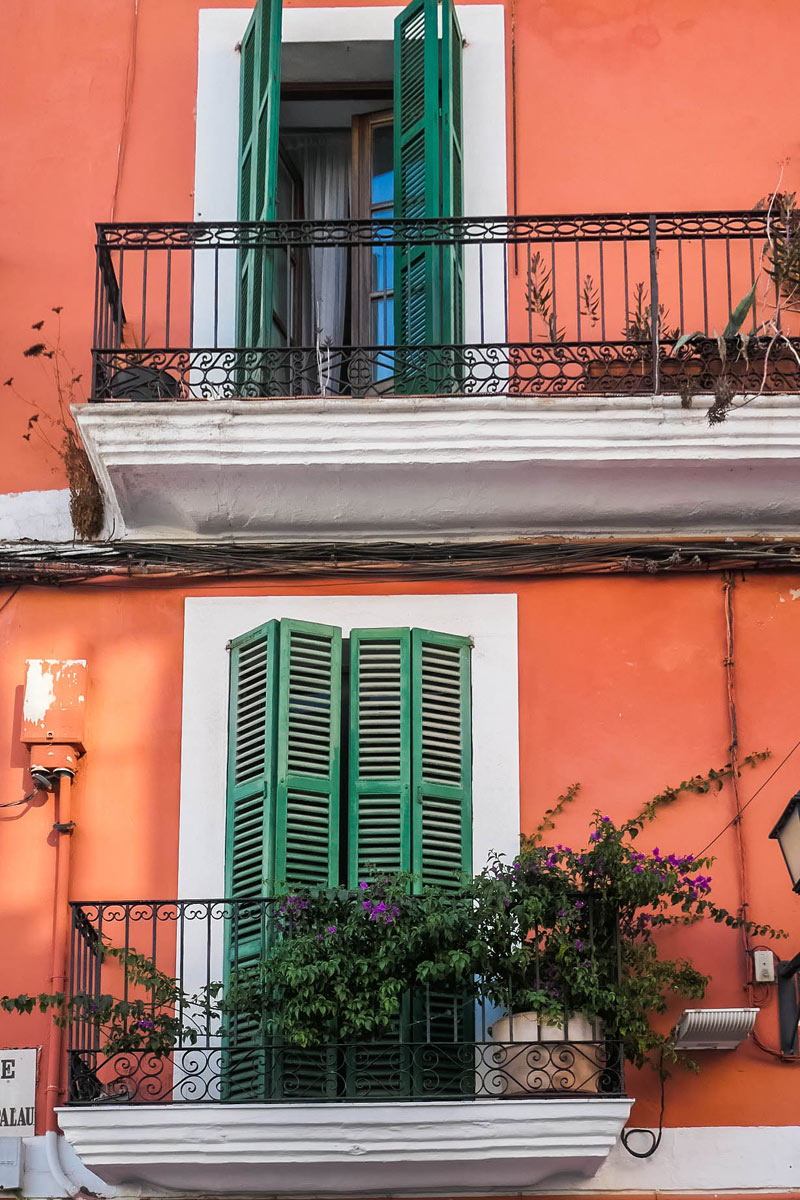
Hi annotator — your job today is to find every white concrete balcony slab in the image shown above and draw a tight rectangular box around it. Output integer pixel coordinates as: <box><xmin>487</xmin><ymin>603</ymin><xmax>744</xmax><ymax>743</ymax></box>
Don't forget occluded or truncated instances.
<box><xmin>74</xmin><ymin>394</ymin><xmax>800</xmax><ymax>542</ymax></box>
<box><xmin>58</xmin><ymin>1097</ymin><xmax>633</xmax><ymax>1196</ymax></box>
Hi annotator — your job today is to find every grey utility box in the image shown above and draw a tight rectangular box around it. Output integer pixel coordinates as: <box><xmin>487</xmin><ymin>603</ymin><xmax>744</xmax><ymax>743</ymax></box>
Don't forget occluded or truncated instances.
<box><xmin>0</xmin><ymin>1137</ymin><xmax>22</xmax><ymax>1189</ymax></box>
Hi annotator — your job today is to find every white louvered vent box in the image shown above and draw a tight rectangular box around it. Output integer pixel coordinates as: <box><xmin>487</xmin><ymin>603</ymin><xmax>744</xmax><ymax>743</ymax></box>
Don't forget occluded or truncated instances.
<box><xmin>673</xmin><ymin>1007</ymin><xmax>759</xmax><ymax>1050</ymax></box>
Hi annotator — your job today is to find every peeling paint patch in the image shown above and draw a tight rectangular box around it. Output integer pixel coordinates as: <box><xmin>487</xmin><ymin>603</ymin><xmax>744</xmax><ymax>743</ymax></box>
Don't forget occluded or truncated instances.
<box><xmin>790</xmin><ymin>588</ymin><xmax>800</xmax><ymax>600</ymax></box>
<box><xmin>22</xmin><ymin>661</ymin><xmax>57</xmax><ymax>724</ymax></box>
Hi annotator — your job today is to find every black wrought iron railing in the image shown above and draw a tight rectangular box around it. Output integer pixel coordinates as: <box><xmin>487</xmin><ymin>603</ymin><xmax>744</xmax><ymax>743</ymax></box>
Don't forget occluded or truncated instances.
<box><xmin>91</xmin><ymin>213</ymin><xmax>800</xmax><ymax>401</ymax></box>
<box><xmin>66</xmin><ymin>898</ymin><xmax>625</xmax><ymax>1105</ymax></box>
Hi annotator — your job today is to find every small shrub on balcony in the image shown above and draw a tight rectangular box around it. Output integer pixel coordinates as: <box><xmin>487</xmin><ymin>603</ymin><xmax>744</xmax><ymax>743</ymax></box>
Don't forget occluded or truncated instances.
<box><xmin>233</xmin><ymin>754</ymin><xmax>783</xmax><ymax>1070</ymax></box>
<box><xmin>1</xmin><ymin>756</ymin><xmax>785</xmax><ymax>1076</ymax></box>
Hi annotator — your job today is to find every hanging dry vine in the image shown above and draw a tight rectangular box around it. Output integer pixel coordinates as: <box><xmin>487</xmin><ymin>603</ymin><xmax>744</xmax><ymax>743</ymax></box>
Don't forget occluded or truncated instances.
<box><xmin>4</xmin><ymin>311</ymin><xmax>104</xmax><ymax>540</ymax></box>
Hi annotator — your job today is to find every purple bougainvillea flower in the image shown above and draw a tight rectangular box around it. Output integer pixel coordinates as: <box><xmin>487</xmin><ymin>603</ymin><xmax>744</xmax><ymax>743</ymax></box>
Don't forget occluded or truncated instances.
<box><xmin>589</xmin><ymin>830</ymin><xmax>601</xmax><ymax>842</ymax></box>
<box><xmin>575</xmin><ymin>900</ymin><xmax>585</xmax><ymax>910</ymax></box>
<box><xmin>327</xmin><ymin>925</ymin><xmax>337</xmax><ymax>935</ymax></box>
<box><xmin>634</xmin><ymin>865</ymin><xmax>643</xmax><ymax>873</ymax></box>
<box><xmin>136</xmin><ymin>1019</ymin><xmax>154</xmax><ymax>1031</ymax></box>
<box><xmin>575</xmin><ymin>939</ymin><xmax>583</xmax><ymax>951</ymax></box>
<box><xmin>359</xmin><ymin>881</ymin><xmax>368</xmax><ymax>890</ymax></box>
<box><xmin>558</xmin><ymin>908</ymin><xmax>567</xmax><ymax>917</ymax></box>
<box><xmin>600</xmin><ymin>815</ymin><xmax>611</xmax><ymax>823</ymax></box>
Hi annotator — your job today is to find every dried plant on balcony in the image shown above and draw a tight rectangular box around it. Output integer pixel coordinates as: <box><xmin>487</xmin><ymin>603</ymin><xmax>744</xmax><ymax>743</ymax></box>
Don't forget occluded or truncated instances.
<box><xmin>579</xmin><ymin>274</ymin><xmax>600</xmax><ymax>328</ymax></box>
<box><xmin>666</xmin><ymin>184</ymin><xmax>800</xmax><ymax>424</ymax></box>
<box><xmin>5</xmin><ymin>312</ymin><xmax>104</xmax><ymax>540</ymax></box>
<box><xmin>525</xmin><ymin>251</ymin><xmax>564</xmax><ymax>344</ymax></box>
<box><xmin>759</xmin><ymin>190</ymin><xmax>800</xmax><ymax>312</ymax></box>
<box><xmin>625</xmin><ymin>281</ymin><xmax>680</xmax><ymax>346</ymax></box>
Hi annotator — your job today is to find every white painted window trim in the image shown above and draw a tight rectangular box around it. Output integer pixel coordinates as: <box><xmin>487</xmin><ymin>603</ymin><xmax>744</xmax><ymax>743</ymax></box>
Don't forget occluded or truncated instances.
<box><xmin>177</xmin><ymin>592</ymin><xmax>519</xmax><ymax>1015</ymax></box>
<box><xmin>193</xmin><ymin>5</ymin><xmax>508</xmax><ymax>356</ymax></box>
<box><xmin>179</xmin><ymin>591</ymin><xmax>519</xmax><ymax>898</ymax></box>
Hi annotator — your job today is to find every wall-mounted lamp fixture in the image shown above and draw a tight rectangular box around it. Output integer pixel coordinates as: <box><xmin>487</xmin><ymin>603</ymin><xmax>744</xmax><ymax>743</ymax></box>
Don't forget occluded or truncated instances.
<box><xmin>769</xmin><ymin>791</ymin><xmax>800</xmax><ymax>1055</ymax></box>
<box><xmin>770</xmin><ymin>790</ymin><xmax>800</xmax><ymax>894</ymax></box>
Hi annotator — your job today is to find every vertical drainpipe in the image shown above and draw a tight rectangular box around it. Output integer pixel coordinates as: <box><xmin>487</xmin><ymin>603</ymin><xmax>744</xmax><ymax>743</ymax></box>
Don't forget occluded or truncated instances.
<box><xmin>45</xmin><ymin>770</ymin><xmax>75</xmax><ymax>1129</ymax></box>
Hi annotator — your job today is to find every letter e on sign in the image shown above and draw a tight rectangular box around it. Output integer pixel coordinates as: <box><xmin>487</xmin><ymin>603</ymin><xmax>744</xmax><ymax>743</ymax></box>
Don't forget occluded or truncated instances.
<box><xmin>0</xmin><ymin>1050</ymin><xmax>36</xmax><ymax>1129</ymax></box>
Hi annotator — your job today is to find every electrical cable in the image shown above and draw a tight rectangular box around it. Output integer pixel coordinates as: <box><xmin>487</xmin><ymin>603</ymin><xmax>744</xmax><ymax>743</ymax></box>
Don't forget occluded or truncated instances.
<box><xmin>0</xmin><ymin>584</ymin><xmax>21</xmax><ymax>616</ymax></box>
<box><xmin>110</xmin><ymin>0</ymin><xmax>140</xmax><ymax>221</ymax></box>
<box><xmin>694</xmin><ymin>737</ymin><xmax>800</xmax><ymax>859</ymax></box>
<box><xmin>0</xmin><ymin>787</ymin><xmax>40</xmax><ymax>809</ymax></box>
<box><xmin>620</xmin><ymin>1054</ymin><xmax>665</xmax><ymax>1158</ymax></box>
<box><xmin>714</xmin><ymin>574</ymin><xmax>799</xmax><ymax>1061</ymax></box>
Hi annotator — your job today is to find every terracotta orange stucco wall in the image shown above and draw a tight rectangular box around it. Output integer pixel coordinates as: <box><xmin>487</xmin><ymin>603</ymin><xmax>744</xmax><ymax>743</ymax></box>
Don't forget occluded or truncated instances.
<box><xmin>2</xmin><ymin>0</ymin><xmax>800</xmax><ymax>493</ymax></box>
<box><xmin>1</xmin><ymin>573</ymin><xmax>799</xmax><ymax>1132</ymax></box>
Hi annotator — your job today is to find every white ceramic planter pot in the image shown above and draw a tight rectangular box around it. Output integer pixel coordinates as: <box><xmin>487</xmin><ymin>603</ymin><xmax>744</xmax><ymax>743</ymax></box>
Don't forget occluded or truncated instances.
<box><xmin>482</xmin><ymin>1011</ymin><xmax>605</xmax><ymax>1096</ymax></box>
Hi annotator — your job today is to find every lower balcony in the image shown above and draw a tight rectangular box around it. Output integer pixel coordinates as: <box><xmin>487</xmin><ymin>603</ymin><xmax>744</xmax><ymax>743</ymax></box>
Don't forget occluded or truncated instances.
<box><xmin>57</xmin><ymin>899</ymin><xmax>632</xmax><ymax>1195</ymax></box>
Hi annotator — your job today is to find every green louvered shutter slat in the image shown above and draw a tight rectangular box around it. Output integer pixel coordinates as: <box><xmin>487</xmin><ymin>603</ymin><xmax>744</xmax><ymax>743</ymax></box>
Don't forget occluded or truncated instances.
<box><xmin>394</xmin><ymin>0</ymin><xmax>464</xmax><ymax>395</ymax></box>
<box><xmin>411</xmin><ymin>629</ymin><xmax>472</xmax><ymax>888</ymax></box>
<box><xmin>237</xmin><ymin>0</ymin><xmax>282</xmax><ymax>392</ymax></box>
<box><xmin>345</xmin><ymin>629</ymin><xmax>413</xmax><ymax>1100</ymax></box>
<box><xmin>410</xmin><ymin>628</ymin><xmax>473</xmax><ymax>1096</ymax></box>
<box><xmin>272</xmin><ymin>620</ymin><xmax>342</xmax><ymax>1099</ymax></box>
<box><xmin>274</xmin><ymin>620</ymin><xmax>343</xmax><ymax>889</ymax></box>
<box><xmin>394</xmin><ymin>0</ymin><xmax>439</xmax><ymax>394</ymax></box>
<box><xmin>440</xmin><ymin>0</ymin><xmax>465</xmax><ymax>371</ymax></box>
<box><xmin>224</xmin><ymin>620</ymin><xmax>279</xmax><ymax>1099</ymax></box>
<box><xmin>348</xmin><ymin>629</ymin><xmax>412</xmax><ymax>885</ymax></box>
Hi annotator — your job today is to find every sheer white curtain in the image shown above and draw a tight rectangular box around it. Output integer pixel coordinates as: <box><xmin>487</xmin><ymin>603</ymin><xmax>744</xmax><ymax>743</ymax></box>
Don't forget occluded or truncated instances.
<box><xmin>282</xmin><ymin>131</ymin><xmax>351</xmax><ymax>390</ymax></box>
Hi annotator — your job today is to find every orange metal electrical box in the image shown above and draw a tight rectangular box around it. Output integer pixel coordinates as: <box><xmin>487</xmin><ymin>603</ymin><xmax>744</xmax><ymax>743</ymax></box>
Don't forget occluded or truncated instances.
<box><xmin>21</xmin><ymin>659</ymin><xmax>87</xmax><ymax>753</ymax></box>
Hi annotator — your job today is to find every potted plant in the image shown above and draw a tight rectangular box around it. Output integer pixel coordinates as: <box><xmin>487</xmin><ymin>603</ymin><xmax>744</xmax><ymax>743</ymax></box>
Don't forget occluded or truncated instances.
<box><xmin>104</xmin><ymin>323</ymin><xmax>183</xmax><ymax>401</ymax></box>
<box><xmin>468</xmin><ymin>757</ymin><xmax>784</xmax><ymax>1094</ymax></box>
<box><xmin>2</xmin><ymin>759</ymin><xmax>785</xmax><ymax>1104</ymax></box>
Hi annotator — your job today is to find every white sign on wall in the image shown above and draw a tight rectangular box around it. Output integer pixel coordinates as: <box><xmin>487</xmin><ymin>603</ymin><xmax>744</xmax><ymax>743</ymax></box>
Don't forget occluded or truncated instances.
<box><xmin>0</xmin><ymin>1049</ymin><xmax>36</xmax><ymax>1129</ymax></box>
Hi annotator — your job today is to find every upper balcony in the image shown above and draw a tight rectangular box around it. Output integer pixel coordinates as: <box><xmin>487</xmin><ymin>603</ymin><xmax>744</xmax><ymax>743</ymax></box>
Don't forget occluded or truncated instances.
<box><xmin>75</xmin><ymin>212</ymin><xmax>800</xmax><ymax>541</ymax></box>
<box><xmin>57</xmin><ymin>897</ymin><xmax>632</xmax><ymax>1196</ymax></box>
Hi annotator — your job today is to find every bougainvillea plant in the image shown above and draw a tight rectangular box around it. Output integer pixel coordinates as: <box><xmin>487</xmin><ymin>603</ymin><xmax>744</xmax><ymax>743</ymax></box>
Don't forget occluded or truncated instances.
<box><xmin>2</xmin><ymin>754</ymin><xmax>784</xmax><ymax>1075</ymax></box>
<box><xmin>468</xmin><ymin>754</ymin><xmax>783</xmax><ymax>1069</ymax></box>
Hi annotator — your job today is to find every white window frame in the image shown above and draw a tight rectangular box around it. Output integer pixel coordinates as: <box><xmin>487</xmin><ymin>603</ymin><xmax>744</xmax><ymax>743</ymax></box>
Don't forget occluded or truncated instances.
<box><xmin>178</xmin><ymin>592</ymin><xmax>519</xmax><ymax>903</ymax></box>
<box><xmin>192</xmin><ymin>5</ymin><xmax>509</xmax><ymax>355</ymax></box>
<box><xmin>174</xmin><ymin>592</ymin><xmax>517</xmax><ymax>1094</ymax></box>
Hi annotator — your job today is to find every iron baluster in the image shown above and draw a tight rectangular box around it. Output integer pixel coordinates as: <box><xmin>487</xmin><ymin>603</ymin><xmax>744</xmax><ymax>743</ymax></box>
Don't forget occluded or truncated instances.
<box><xmin>648</xmin><ymin>214</ymin><xmax>660</xmax><ymax>394</ymax></box>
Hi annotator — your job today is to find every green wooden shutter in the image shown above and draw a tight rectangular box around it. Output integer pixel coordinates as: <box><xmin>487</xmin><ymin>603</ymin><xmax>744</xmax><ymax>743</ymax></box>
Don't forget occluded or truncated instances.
<box><xmin>237</xmin><ymin>0</ymin><xmax>282</xmax><ymax>382</ymax></box>
<box><xmin>224</xmin><ymin>620</ymin><xmax>279</xmax><ymax>1099</ymax></box>
<box><xmin>273</xmin><ymin>619</ymin><xmax>342</xmax><ymax>889</ymax></box>
<box><xmin>346</xmin><ymin>626</ymin><xmax>473</xmax><ymax>1098</ymax></box>
<box><xmin>410</xmin><ymin>627</ymin><xmax>473</xmax><ymax>1097</ymax></box>
<box><xmin>274</xmin><ymin>620</ymin><xmax>342</xmax><ymax>1099</ymax></box>
<box><xmin>346</xmin><ymin>629</ymin><xmax>412</xmax><ymax>1098</ymax></box>
<box><xmin>347</xmin><ymin>628</ymin><xmax>412</xmax><ymax>885</ymax></box>
<box><xmin>440</xmin><ymin>0</ymin><xmax>465</xmax><ymax>353</ymax></box>
<box><xmin>394</xmin><ymin>0</ymin><xmax>464</xmax><ymax>394</ymax></box>
<box><xmin>224</xmin><ymin>617</ymin><xmax>342</xmax><ymax>1099</ymax></box>
<box><xmin>411</xmin><ymin>628</ymin><xmax>472</xmax><ymax>887</ymax></box>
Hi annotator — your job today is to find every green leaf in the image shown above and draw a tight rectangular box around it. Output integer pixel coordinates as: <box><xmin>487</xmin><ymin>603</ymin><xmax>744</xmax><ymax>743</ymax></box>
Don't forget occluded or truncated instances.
<box><xmin>671</xmin><ymin>330</ymin><xmax>704</xmax><ymax>355</ymax></box>
<box><xmin>722</xmin><ymin>280</ymin><xmax>758</xmax><ymax>338</ymax></box>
